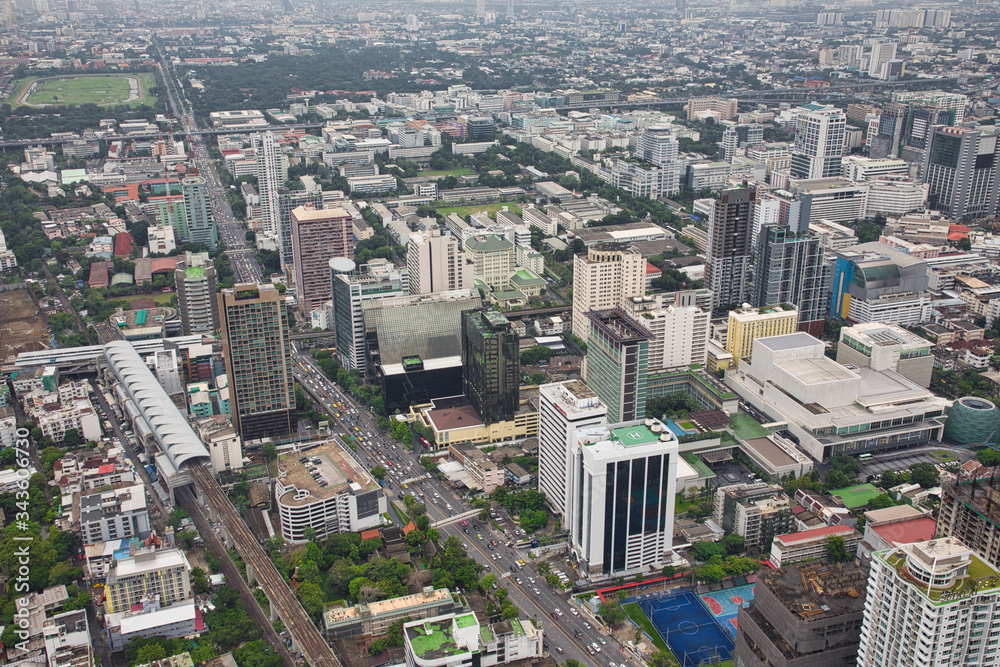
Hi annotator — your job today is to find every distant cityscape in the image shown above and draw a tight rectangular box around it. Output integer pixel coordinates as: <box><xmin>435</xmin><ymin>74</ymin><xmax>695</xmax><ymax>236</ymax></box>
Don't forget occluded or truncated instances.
<box><xmin>6</xmin><ymin>2</ymin><xmax>1000</xmax><ymax>667</ymax></box>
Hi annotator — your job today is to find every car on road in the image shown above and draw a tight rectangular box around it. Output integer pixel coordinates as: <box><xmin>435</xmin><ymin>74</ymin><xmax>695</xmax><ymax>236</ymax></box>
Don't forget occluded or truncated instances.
<box><xmin>569</xmin><ymin>608</ymin><xmax>579</xmax><ymax>616</ymax></box>
<box><xmin>555</xmin><ymin>647</ymin><xmax>563</xmax><ymax>654</ymax></box>
<box><xmin>554</xmin><ymin>608</ymin><xmax>562</xmax><ymax>616</ymax></box>
<box><xmin>599</xmin><ymin>638</ymin><xmax>607</xmax><ymax>645</ymax></box>
<box><xmin>592</xmin><ymin>643</ymin><xmax>602</xmax><ymax>653</ymax></box>
<box><xmin>477</xmin><ymin>534</ymin><xmax>483</xmax><ymax>540</ymax></box>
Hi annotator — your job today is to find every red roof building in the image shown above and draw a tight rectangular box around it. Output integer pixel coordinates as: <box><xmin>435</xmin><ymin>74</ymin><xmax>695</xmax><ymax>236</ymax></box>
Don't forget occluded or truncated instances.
<box><xmin>114</xmin><ymin>232</ymin><xmax>133</xmax><ymax>258</ymax></box>
<box><xmin>88</xmin><ymin>261</ymin><xmax>110</xmax><ymax>288</ymax></box>
<box><xmin>645</xmin><ymin>261</ymin><xmax>662</xmax><ymax>289</ymax></box>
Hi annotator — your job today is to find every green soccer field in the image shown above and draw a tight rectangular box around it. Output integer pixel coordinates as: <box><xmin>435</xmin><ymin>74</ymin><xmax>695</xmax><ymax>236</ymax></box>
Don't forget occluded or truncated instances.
<box><xmin>15</xmin><ymin>74</ymin><xmax>156</xmax><ymax>107</ymax></box>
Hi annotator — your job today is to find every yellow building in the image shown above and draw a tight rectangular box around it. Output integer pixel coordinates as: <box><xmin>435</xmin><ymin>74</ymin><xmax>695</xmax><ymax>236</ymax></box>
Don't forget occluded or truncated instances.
<box><xmin>410</xmin><ymin>401</ymin><xmax>538</xmax><ymax>449</ymax></box>
<box><xmin>726</xmin><ymin>304</ymin><xmax>798</xmax><ymax>367</ymax></box>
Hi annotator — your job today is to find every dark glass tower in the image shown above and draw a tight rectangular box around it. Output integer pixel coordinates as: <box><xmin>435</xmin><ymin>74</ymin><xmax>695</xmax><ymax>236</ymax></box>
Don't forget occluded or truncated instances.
<box><xmin>461</xmin><ymin>307</ymin><xmax>519</xmax><ymax>425</ymax></box>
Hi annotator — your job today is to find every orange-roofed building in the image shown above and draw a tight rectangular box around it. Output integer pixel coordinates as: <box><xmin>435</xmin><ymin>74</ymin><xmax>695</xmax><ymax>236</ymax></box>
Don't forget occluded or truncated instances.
<box><xmin>360</xmin><ymin>528</ymin><xmax>381</xmax><ymax>541</ymax></box>
<box><xmin>402</xmin><ymin>520</ymin><xmax>417</xmax><ymax>535</ymax></box>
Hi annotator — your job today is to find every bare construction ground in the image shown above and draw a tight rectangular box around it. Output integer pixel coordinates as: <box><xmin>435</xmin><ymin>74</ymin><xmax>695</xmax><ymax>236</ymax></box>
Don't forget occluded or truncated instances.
<box><xmin>0</xmin><ymin>289</ymin><xmax>49</xmax><ymax>360</ymax></box>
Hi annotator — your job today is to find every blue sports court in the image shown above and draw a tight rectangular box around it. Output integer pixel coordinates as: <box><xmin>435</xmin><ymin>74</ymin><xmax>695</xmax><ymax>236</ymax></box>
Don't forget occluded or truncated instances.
<box><xmin>637</xmin><ymin>589</ymin><xmax>735</xmax><ymax>667</ymax></box>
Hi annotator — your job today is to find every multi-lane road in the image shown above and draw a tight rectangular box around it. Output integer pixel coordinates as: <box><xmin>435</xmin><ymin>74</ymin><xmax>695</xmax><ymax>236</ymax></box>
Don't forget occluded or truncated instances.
<box><xmin>290</xmin><ymin>346</ymin><xmax>630</xmax><ymax>667</ymax></box>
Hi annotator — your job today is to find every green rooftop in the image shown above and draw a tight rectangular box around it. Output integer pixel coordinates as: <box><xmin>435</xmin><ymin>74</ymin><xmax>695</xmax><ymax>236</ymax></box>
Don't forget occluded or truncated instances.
<box><xmin>185</xmin><ymin>266</ymin><xmax>205</xmax><ymax>279</ymax></box>
<box><xmin>510</xmin><ymin>620</ymin><xmax>524</xmax><ymax>637</ymax></box>
<box><xmin>609</xmin><ymin>425</ymin><xmax>661</xmax><ymax>446</ymax></box>
<box><xmin>479</xmin><ymin>626</ymin><xmax>494</xmax><ymax>643</ymax></box>
<box><xmin>408</xmin><ymin>621</ymin><xmax>466</xmax><ymax>659</ymax></box>
<box><xmin>455</xmin><ymin>614</ymin><xmax>478</xmax><ymax>629</ymax></box>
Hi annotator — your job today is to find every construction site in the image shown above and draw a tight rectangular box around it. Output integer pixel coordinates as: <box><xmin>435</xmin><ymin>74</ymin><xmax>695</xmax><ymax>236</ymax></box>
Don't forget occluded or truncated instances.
<box><xmin>733</xmin><ymin>561</ymin><xmax>869</xmax><ymax>667</ymax></box>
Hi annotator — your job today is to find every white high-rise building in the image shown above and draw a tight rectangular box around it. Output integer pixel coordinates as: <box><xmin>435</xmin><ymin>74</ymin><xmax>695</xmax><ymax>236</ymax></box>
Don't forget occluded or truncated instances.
<box><xmin>567</xmin><ymin>418</ymin><xmax>679</xmax><ymax>577</ymax></box>
<box><xmin>858</xmin><ymin>537</ymin><xmax>1000</xmax><ymax>667</ymax></box>
<box><xmin>0</xmin><ymin>228</ymin><xmax>17</xmax><ymax>272</ymax></box>
<box><xmin>623</xmin><ymin>294</ymin><xmax>710</xmax><ymax>369</ymax></box>
<box><xmin>407</xmin><ymin>229</ymin><xmax>472</xmax><ymax>295</ymax></box>
<box><xmin>537</xmin><ymin>381</ymin><xmax>608</xmax><ymax>518</ymax></box>
<box><xmin>571</xmin><ymin>244</ymin><xmax>646</xmax><ymax>341</ymax></box>
<box><xmin>790</xmin><ymin>104</ymin><xmax>846</xmax><ymax>179</ymax></box>
<box><xmin>635</xmin><ymin>124</ymin><xmax>681</xmax><ymax>197</ymax></box>
<box><xmin>867</xmin><ymin>41</ymin><xmax>898</xmax><ymax>78</ymax></box>
<box><xmin>255</xmin><ymin>132</ymin><xmax>288</xmax><ymax>238</ymax></box>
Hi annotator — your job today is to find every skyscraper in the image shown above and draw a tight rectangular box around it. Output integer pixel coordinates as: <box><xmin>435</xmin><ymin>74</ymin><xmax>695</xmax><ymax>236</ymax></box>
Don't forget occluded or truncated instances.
<box><xmin>331</xmin><ymin>259</ymin><xmax>407</xmax><ymax>373</ymax></box>
<box><xmin>751</xmin><ymin>226</ymin><xmax>830</xmax><ymax>336</ymax></box>
<box><xmin>790</xmin><ymin>103</ymin><xmax>846</xmax><ymax>179</ymax></box>
<box><xmin>476</xmin><ymin>0</ymin><xmax>485</xmax><ymax>19</ymax></box>
<box><xmin>584</xmin><ymin>309</ymin><xmax>651</xmax><ymax>424</ymax></box>
<box><xmin>219</xmin><ymin>283</ymin><xmax>296</xmax><ymax>439</ymax></box>
<box><xmin>858</xmin><ymin>537</ymin><xmax>1000</xmax><ymax>667</ymax></box>
<box><xmin>868</xmin><ymin>103</ymin><xmax>908</xmax><ymax>160</ymax></box>
<box><xmin>706</xmin><ymin>187</ymin><xmax>755</xmax><ymax>311</ymax></box>
<box><xmin>567</xmin><ymin>418</ymin><xmax>678</xmax><ymax>576</ymax></box>
<box><xmin>255</xmin><ymin>132</ymin><xmax>287</xmax><ymax>239</ymax></box>
<box><xmin>537</xmin><ymin>381</ymin><xmax>607</xmax><ymax>518</ymax></box>
<box><xmin>571</xmin><ymin>243</ymin><xmax>646</xmax><ymax>341</ymax></box>
<box><xmin>278</xmin><ymin>187</ymin><xmax>324</xmax><ymax>276</ymax></box>
<box><xmin>922</xmin><ymin>125</ymin><xmax>1000</xmax><ymax>220</ymax></box>
<box><xmin>181</xmin><ymin>176</ymin><xmax>217</xmax><ymax>251</ymax></box>
<box><xmin>174</xmin><ymin>251</ymin><xmax>219</xmax><ymax>335</ymax></box>
<box><xmin>290</xmin><ymin>205</ymin><xmax>353</xmax><ymax>310</ymax></box>
<box><xmin>407</xmin><ymin>229</ymin><xmax>472</xmax><ymax>295</ymax></box>
<box><xmin>461</xmin><ymin>307</ymin><xmax>519</xmax><ymax>425</ymax></box>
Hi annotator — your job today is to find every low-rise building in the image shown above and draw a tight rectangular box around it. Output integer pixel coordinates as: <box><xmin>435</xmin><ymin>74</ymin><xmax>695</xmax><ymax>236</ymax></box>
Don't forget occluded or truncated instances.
<box><xmin>105</xmin><ymin>597</ymin><xmax>202</xmax><ymax>651</ymax></box>
<box><xmin>727</xmin><ymin>333</ymin><xmax>948</xmax><ymax>461</ymax></box>
<box><xmin>403</xmin><ymin>612</ymin><xmax>543</xmax><ymax>667</ymax></box>
<box><xmin>104</xmin><ymin>549</ymin><xmax>192</xmax><ymax>614</ymax></box>
<box><xmin>274</xmin><ymin>439</ymin><xmax>386</xmax><ymax>543</ymax></box>
<box><xmin>858</xmin><ymin>504</ymin><xmax>936</xmax><ymax>559</ymax></box>
<box><xmin>78</xmin><ymin>484</ymin><xmax>151</xmax><ymax>545</ymax></box>
<box><xmin>447</xmin><ymin>443</ymin><xmax>506</xmax><ymax>493</ymax></box>
<box><xmin>324</xmin><ymin>587</ymin><xmax>464</xmax><ymax>640</ymax></box>
<box><xmin>770</xmin><ymin>524</ymin><xmax>862</xmax><ymax>567</ymax></box>
<box><xmin>42</xmin><ymin>609</ymin><xmax>92</xmax><ymax>667</ymax></box>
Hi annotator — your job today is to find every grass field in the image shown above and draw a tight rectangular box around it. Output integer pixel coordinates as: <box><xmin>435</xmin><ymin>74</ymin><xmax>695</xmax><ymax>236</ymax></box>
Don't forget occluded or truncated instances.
<box><xmin>419</xmin><ymin>168</ymin><xmax>476</xmax><ymax>178</ymax></box>
<box><xmin>622</xmin><ymin>602</ymin><xmax>669</xmax><ymax>653</ymax></box>
<box><xmin>436</xmin><ymin>202</ymin><xmax>522</xmax><ymax>218</ymax></box>
<box><xmin>931</xmin><ymin>450</ymin><xmax>958</xmax><ymax>462</ymax></box>
<box><xmin>11</xmin><ymin>73</ymin><xmax>157</xmax><ymax>108</ymax></box>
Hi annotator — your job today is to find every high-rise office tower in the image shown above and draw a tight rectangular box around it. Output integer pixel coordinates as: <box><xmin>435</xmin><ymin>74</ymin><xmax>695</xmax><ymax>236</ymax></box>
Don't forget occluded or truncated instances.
<box><xmin>255</xmin><ymin>132</ymin><xmax>288</xmax><ymax>239</ymax></box>
<box><xmin>584</xmin><ymin>309</ymin><xmax>651</xmax><ymax>424</ymax></box>
<box><xmin>174</xmin><ymin>251</ymin><xmax>219</xmax><ymax>335</ymax></box>
<box><xmin>858</xmin><ymin>537</ymin><xmax>1000</xmax><ymax>667</ymax></box>
<box><xmin>866</xmin><ymin>40</ymin><xmax>897</xmax><ymax>78</ymax></box>
<box><xmin>922</xmin><ymin>125</ymin><xmax>1000</xmax><ymax>220</ymax></box>
<box><xmin>461</xmin><ymin>307</ymin><xmax>519</xmax><ymax>425</ymax></box>
<box><xmin>290</xmin><ymin>205</ymin><xmax>353</xmax><ymax>310</ymax></box>
<box><xmin>331</xmin><ymin>259</ymin><xmax>407</xmax><ymax>373</ymax></box>
<box><xmin>751</xmin><ymin>226</ymin><xmax>830</xmax><ymax>337</ymax></box>
<box><xmin>505</xmin><ymin>0</ymin><xmax>513</xmax><ymax>17</ymax></box>
<box><xmin>868</xmin><ymin>103</ymin><xmax>908</xmax><ymax>160</ymax></box>
<box><xmin>278</xmin><ymin>187</ymin><xmax>324</xmax><ymax>276</ymax></box>
<box><xmin>537</xmin><ymin>381</ymin><xmax>607</xmax><ymax>518</ymax></box>
<box><xmin>635</xmin><ymin>124</ymin><xmax>681</xmax><ymax>196</ymax></box>
<box><xmin>790</xmin><ymin>104</ymin><xmax>846</xmax><ymax>179</ymax></box>
<box><xmin>571</xmin><ymin>243</ymin><xmax>646</xmax><ymax>341</ymax></box>
<box><xmin>181</xmin><ymin>176</ymin><xmax>217</xmax><ymax>251</ymax></box>
<box><xmin>407</xmin><ymin>229</ymin><xmax>472</xmax><ymax>295</ymax></box>
<box><xmin>706</xmin><ymin>187</ymin><xmax>755</xmax><ymax>311</ymax></box>
<box><xmin>219</xmin><ymin>283</ymin><xmax>296</xmax><ymax>439</ymax></box>
<box><xmin>567</xmin><ymin>418</ymin><xmax>678</xmax><ymax>576</ymax></box>
<box><xmin>476</xmin><ymin>0</ymin><xmax>485</xmax><ymax>18</ymax></box>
